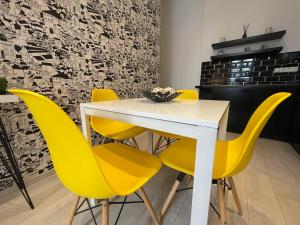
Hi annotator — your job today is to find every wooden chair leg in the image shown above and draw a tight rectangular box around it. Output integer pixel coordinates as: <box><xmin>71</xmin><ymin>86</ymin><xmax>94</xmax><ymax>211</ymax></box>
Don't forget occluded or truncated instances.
<box><xmin>66</xmin><ymin>195</ymin><xmax>80</xmax><ymax>225</ymax></box>
<box><xmin>102</xmin><ymin>199</ymin><xmax>109</xmax><ymax>225</ymax></box>
<box><xmin>160</xmin><ymin>172</ymin><xmax>185</xmax><ymax>220</ymax></box>
<box><xmin>131</xmin><ymin>137</ymin><xmax>140</xmax><ymax>150</ymax></box>
<box><xmin>228</xmin><ymin>177</ymin><xmax>242</xmax><ymax>215</ymax></box>
<box><xmin>138</xmin><ymin>187</ymin><xmax>161</xmax><ymax>225</ymax></box>
<box><xmin>217</xmin><ymin>179</ymin><xmax>227</xmax><ymax>225</ymax></box>
<box><xmin>185</xmin><ymin>175</ymin><xmax>192</xmax><ymax>185</ymax></box>
<box><xmin>101</xmin><ymin>137</ymin><xmax>106</xmax><ymax>144</ymax></box>
<box><xmin>161</xmin><ymin>180</ymin><xmax>181</xmax><ymax>220</ymax></box>
<box><xmin>166</xmin><ymin>138</ymin><xmax>171</xmax><ymax>147</ymax></box>
<box><xmin>153</xmin><ymin>136</ymin><xmax>163</xmax><ymax>154</ymax></box>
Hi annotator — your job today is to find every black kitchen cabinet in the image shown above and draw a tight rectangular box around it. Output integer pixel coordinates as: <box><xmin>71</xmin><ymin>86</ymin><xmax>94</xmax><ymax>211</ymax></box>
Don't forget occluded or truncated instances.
<box><xmin>290</xmin><ymin>96</ymin><xmax>300</xmax><ymax>154</ymax></box>
<box><xmin>196</xmin><ymin>85</ymin><xmax>300</xmax><ymax>147</ymax></box>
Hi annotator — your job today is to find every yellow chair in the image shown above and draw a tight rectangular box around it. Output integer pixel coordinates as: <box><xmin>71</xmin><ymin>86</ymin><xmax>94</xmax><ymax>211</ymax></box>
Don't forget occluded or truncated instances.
<box><xmin>91</xmin><ymin>89</ymin><xmax>146</xmax><ymax>148</ymax></box>
<box><xmin>9</xmin><ymin>89</ymin><xmax>162</xmax><ymax>225</ymax></box>
<box><xmin>159</xmin><ymin>92</ymin><xmax>291</xmax><ymax>225</ymax></box>
<box><xmin>152</xmin><ymin>89</ymin><xmax>198</xmax><ymax>153</ymax></box>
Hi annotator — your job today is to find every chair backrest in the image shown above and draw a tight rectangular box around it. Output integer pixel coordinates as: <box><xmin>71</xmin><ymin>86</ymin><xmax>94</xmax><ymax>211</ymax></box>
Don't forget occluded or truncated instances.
<box><xmin>226</xmin><ymin>92</ymin><xmax>291</xmax><ymax>177</ymax></box>
<box><xmin>176</xmin><ymin>89</ymin><xmax>198</xmax><ymax>100</ymax></box>
<box><xmin>90</xmin><ymin>89</ymin><xmax>120</xmax><ymax>134</ymax></box>
<box><xmin>9</xmin><ymin>89</ymin><xmax>116</xmax><ymax>198</ymax></box>
<box><xmin>91</xmin><ymin>88</ymin><xmax>119</xmax><ymax>102</ymax></box>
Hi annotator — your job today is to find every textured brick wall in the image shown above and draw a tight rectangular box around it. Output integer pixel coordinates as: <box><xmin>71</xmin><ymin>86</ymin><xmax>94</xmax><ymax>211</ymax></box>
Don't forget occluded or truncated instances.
<box><xmin>0</xmin><ymin>0</ymin><xmax>160</xmax><ymax>191</ymax></box>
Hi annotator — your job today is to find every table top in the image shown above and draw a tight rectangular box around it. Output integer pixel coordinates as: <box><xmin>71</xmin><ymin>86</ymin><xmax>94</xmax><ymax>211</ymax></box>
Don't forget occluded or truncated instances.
<box><xmin>0</xmin><ymin>94</ymin><xmax>19</xmax><ymax>103</ymax></box>
<box><xmin>81</xmin><ymin>98</ymin><xmax>229</xmax><ymax>128</ymax></box>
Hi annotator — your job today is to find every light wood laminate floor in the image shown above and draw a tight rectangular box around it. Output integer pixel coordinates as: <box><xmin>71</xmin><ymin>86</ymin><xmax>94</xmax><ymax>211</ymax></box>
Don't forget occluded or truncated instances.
<box><xmin>0</xmin><ymin>133</ymin><xmax>300</xmax><ymax>225</ymax></box>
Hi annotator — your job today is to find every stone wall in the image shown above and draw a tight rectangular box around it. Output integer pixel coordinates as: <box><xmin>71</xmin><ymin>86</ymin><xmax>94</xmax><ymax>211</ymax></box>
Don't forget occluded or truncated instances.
<box><xmin>0</xmin><ymin>0</ymin><xmax>160</xmax><ymax>190</ymax></box>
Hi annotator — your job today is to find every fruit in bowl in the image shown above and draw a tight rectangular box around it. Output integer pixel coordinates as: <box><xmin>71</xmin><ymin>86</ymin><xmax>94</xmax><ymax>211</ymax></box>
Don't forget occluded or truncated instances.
<box><xmin>142</xmin><ymin>87</ymin><xmax>181</xmax><ymax>102</ymax></box>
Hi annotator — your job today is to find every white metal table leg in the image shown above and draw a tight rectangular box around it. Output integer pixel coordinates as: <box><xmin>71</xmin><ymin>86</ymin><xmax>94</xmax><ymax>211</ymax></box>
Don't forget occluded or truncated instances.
<box><xmin>190</xmin><ymin>106</ymin><xmax>229</xmax><ymax>225</ymax></box>
<box><xmin>218</xmin><ymin>105</ymin><xmax>229</xmax><ymax>140</ymax></box>
<box><xmin>80</xmin><ymin>106</ymin><xmax>97</xmax><ymax>206</ymax></box>
<box><xmin>190</xmin><ymin>127</ymin><xmax>218</xmax><ymax>225</ymax></box>
<box><xmin>80</xmin><ymin>106</ymin><xmax>92</xmax><ymax>146</ymax></box>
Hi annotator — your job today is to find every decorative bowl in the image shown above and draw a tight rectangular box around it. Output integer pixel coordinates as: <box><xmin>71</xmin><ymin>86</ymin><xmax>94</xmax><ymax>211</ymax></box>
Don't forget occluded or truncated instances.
<box><xmin>143</xmin><ymin>91</ymin><xmax>181</xmax><ymax>102</ymax></box>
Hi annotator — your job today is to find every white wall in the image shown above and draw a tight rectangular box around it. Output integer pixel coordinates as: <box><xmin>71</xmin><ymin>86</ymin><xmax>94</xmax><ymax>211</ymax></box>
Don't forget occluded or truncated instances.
<box><xmin>160</xmin><ymin>0</ymin><xmax>300</xmax><ymax>88</ymax></box>
<box><xmin>201</xmin><ymin>0</ymin><xmax>300</xmax><ymax>61</ymax></box>
<box><xmin>160</xmin><ymin>0</ymin><xmax>204</xmax><ymax>89</ymax></box>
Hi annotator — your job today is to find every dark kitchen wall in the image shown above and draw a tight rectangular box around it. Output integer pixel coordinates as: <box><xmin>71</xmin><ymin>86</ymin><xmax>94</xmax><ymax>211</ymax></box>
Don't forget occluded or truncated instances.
<box><xmin>200</xmin><ymin>52</ymin><xmax>300</xmax><ymax>85</ymax></box>
<box><xmin>0</xmin><ymin>0</ymin><xmax>160</xmax><ymax>191</ymax></box>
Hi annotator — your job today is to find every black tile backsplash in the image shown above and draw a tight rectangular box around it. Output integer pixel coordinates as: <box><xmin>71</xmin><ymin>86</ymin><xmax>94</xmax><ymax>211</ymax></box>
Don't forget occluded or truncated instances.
<box><xmin>260</xmin><ymin>71</ymin><xmax>273</xmax><ymax>76</ymax></box>
<box><xmin>253</xmin><ymin>66</ymin><xmax>267</xmax><ymax>72</ymax></box>
<box><xmin>252</xmin><ymin>76</ymin><xmax>265</xmax><ymax>82</ymax></box>
<box><xmin>266</xmin><ymin>76</ymin><xmax>279</xmax><ymax>82</ymax></box>
<box><xmin>280</xmin><ymin>75</ymin><xmax>295</xmax><ymax>81</ymax></box>
<box><xmin>200</xmin><ymin>51</ymin><xmax>300</xmax><ymax>85</ymax></box>
<box><xmin>262</xmin><ymin>59</ymin><xmax>275</xmax><ymax>65</ymax></box>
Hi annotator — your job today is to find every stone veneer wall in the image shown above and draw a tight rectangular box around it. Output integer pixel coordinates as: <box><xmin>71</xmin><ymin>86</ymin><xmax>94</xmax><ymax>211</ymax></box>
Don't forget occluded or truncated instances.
<box><xmin>0</xmin><ymin>0</ymin><xmax>160</xmax><ymax>191</ymax></box>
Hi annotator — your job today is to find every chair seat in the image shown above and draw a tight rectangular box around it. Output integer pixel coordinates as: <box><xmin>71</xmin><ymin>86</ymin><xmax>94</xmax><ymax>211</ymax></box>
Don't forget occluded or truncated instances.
<box><xmin>159</xmin><ymin>138</ymin><xmax>235</xmax><ymax>179</ymax></box>
<box><xmin>93</xmin><ymin>143</ymin><xmax>162</xmax><ymax>196</ymax></box>
<box><xmin>92</xmin><ymin>118</ymin><xmax>146</xmax><ymax>140</ymax></box>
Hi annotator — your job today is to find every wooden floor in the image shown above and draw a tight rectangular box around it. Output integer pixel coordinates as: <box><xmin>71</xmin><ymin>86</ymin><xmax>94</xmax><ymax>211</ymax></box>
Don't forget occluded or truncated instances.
<box><xmin>1</xmin><ymin>133</ymin><xmax>300</xmax><ymax>225</ymax></box>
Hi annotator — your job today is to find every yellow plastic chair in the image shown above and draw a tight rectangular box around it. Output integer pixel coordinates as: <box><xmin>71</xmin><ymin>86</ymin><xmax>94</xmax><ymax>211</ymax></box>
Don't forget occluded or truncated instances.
<box><xmin>91</xmin><ymin>89</ymin><xmax>146</xmax><ymax>148</ymax></box>
<box><xmin>152</xmin><ymin>89</ymin><xmax>198</xmax><ymax>153</ymax></box>
<box><xmin>158</xmin><ymin>92</ymin><xmax>291</xmax><ymax>225</ymax></box>
<box><xmin>9</xmin><ymin>89</ymin><xmax>162</xmax><ymax>225</ymax></box>
<box><xmin>175</xmin><ymin>89</ymin><xmax>199</xmax><ymax>100</ymax></box>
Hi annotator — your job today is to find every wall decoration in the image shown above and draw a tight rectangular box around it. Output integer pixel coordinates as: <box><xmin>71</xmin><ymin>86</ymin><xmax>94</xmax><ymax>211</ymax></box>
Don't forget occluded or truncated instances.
<box><xmin>0</xmin><ymin>0</ymin><xmax>160</xmax><ymax>191</ymax></box>
<box><xmin>242</xmin><ymin>24</ymin><xmax>249</xmax><ymax>38</ymax></box>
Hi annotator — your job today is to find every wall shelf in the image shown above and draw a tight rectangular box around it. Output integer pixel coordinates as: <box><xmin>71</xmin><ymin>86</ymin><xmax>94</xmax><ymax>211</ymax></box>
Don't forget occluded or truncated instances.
<box><xmin>212</xmin><ymin>30</ymin><xmax>286</xmax><ymax>49</ymax></box>
<box><xmin>211</xmin><ymin>47</ymin><xmax>283</xmax><ymax>60</ymax></box>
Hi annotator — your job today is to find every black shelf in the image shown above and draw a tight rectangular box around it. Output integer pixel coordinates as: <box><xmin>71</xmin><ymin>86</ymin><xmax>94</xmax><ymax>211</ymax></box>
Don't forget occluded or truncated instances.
<box><xmin>211</xmin><ymin>47</ymin><xmax>283</xmax><ymax>60</ymax></box>
<box><xmin>212</xmin><ymin>30</ymin><xmax>286</xmax><ymax>49</ymax></box>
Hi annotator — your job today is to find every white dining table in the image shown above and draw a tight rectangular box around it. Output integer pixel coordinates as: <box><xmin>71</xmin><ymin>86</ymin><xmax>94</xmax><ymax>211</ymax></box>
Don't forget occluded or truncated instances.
<box><xmin>80</xmin><ymin>98</ymin><xmax>229</xmax><ymax>225</ymax></box>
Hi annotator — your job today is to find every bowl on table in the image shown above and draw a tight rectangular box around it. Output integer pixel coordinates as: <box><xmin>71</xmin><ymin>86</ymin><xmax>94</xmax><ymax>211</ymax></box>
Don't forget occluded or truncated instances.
<box><xmin>142</xmin><ymin>88</ymin><xmax>181</xmax><ymax>102</ymax></box>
